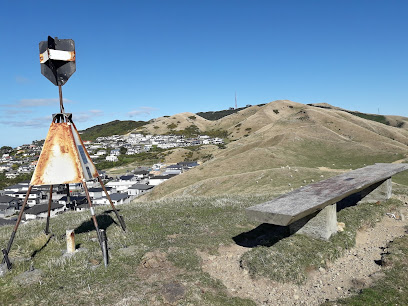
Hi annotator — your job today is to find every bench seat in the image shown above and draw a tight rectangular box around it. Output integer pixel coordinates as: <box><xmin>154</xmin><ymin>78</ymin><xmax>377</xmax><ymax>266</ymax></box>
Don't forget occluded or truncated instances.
<box><xmin>246</xmin><ymin>163</ymin><xmax>408</xmax><ymax>227</ymax></box>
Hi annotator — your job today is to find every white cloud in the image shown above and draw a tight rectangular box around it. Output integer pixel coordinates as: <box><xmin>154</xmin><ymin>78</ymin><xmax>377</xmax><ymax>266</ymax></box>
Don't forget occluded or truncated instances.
<box><xmin>0</xmin><ymin>115</ymin><xmax>52</xmax><ymax>128</ymax></box>
<box><xmin>1</xmin><ymin>98</ymin><xmax>74</xmax><ymax>115</ymax></box>
<box><xmin>72</xmin><ymin>110</ymin><xmax>104</xmax><ymax>122</ymax></box>
<box><xmin>127</xmin><ymin>106</ymin><xmax>158</xmax><ymax>117</ymax></box>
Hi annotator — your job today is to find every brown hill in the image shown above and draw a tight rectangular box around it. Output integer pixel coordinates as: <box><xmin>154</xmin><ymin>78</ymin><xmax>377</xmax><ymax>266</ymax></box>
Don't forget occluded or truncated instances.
<box><xmin>138</xmin><ymin>100</ymin><xmax>408</xmax><ymax>200</ymax></box>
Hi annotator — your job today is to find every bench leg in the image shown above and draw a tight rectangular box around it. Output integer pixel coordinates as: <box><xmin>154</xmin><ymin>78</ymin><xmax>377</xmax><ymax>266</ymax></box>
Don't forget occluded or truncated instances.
<box><xmin>289</xmin><ymin>203</ymin><xmax>338</xmax><ymax>240</ymax></box>
<box><xmin>360</xmin><ymin>178</ymin><xmax>392</xmax><ymax>203</ymax></box>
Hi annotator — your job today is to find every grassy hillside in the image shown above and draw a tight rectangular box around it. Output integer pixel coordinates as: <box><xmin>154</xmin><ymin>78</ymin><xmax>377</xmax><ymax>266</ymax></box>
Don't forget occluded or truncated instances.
<box><xmin>144</xmin><ymin>101</ymin><xmax>408</xmax><ymax>200</ymax></box>
<box><xmin>80</xmin><ymin>120</ymin><xmax>147</xmax><ymax>141</ymax></box>
<box><xmin>0</xmin><ymin>189</ymin><xmax>407</xmax><ymax>304</ymax></box>
<box><xmin>308</xmin><ymin>103</ymin><xmax>408</xmax><ymax>129</ymax></box>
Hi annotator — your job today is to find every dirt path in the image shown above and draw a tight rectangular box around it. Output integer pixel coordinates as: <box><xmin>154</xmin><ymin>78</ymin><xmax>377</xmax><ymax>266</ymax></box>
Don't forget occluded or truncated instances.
<box><xmin>199</xmin><ymin>203</ymin><xmax>408</xmax><ymax>305</ymax></box>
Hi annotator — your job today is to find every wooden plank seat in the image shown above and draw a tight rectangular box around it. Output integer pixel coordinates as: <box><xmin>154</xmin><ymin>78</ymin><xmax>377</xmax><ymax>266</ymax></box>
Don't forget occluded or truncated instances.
<box><xmin>246</xmin><ymin>163</ymin><xmax>408</xmax><ymax>239</ymax></box>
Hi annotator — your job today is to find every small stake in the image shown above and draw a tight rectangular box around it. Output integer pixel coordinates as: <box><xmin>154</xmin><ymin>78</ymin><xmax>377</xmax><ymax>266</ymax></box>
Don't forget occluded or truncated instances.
<box><xmin>66</xmin><ymin>230</ymin><xmax>75</xmax><ymax>253</ymax></box>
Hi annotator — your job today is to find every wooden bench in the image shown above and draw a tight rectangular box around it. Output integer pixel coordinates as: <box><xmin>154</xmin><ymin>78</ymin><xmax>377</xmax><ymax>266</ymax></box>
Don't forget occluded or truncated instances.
<box><xmin>246</xmin><ymin>163</ymin><xmax>408</xmax><ymax>240</ymax></box>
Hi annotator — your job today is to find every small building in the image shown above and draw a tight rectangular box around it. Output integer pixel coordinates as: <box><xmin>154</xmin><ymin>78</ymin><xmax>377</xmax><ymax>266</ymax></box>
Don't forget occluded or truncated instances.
<box><xmin>105</xmin><ymin>181</ymin><xmax>136</xmax><ymax>192</ymax></box>
<box><xmin>12</xmin><ymin>190</ymin><xmax>43</xmax><ymax>206</ymax></box>
<box><xmin>127</xmin><ymin>184</ymin><xmax>154</xmax><ymax>196</ymax></box>
<box><xmin>93</xmin><ymin>193</ymin><xmax>130</xmax><ymax>205</ymax></box>
<box><xmin>133</xmin><ymin>170</ymin><xmax>150</xmax><ymax>179</ymax></box>
<box><xmin>119</xmin><ymin>174</ymin><xmax>137</xmax><ymax>182</ymax></box>
<box><xmin>87</xmin><ymin>187</ymin><xmax>113</xmax><ymax>199</ymax></box>
<box><xmin>106</xmin><ymin>155</ymin><xmax>118</xmax><ymax>162</ymax></box>
<box><xmin>149</xmin><ymin>174</ymin><xmax>177</xmax><ymax>186</ymax></box>
<box><xmin>0</xmin><ymin>194</ymin><xmax>21</xmax><ymax>218</ymax></box>
<box><xmin>177</xmin><ymin>161</ymin><xmax>199</xmax><ymax>170</ymax></box>
<box><xmin>24</xmin><ymin>203</ymin><xmax>64</xmax><ymax>220</ymax></box>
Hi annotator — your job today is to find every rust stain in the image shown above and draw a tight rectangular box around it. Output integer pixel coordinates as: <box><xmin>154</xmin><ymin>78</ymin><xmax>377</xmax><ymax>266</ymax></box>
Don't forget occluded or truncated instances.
<box><xmin>30</xmin><ymin>123</ymin><xmax>84</xmax><ymax>185</ymax></box>
<box><xmin>70</xmin><ymin>51</ymin><xmax>76</xmax><ymax>61</ymax></box>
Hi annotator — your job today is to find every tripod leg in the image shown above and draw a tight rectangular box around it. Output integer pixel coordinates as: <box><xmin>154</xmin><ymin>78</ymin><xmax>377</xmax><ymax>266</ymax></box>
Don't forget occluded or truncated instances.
<box><xmin>82</xmin><ymin>180</ymin><xmax>103</xmax><ymax>252</ymax></box>
<box><xmin>97</xmin><ymin>176</ymin><xmax>126</xmax><ymax>231</ymax></box>
<box><xmin>44</xmin><ymin>185</ymin><xmax>53</xmax><ymax>235</ymax></box>
<box><xmin>2</xmin><ymin>185</ymin><xmax>33</xmax><ymax>267</ymax></box>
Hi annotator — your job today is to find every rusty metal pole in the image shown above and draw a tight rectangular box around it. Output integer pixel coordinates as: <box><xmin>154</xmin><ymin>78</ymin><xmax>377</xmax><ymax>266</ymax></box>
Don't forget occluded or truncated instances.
<box><xmin>100</xmin><ymin>229</ymin><xmax>108</xmax><ymax>267</ymax></box>
<box><xmin>97</xmin><ymin>176</ymin><xmax>126</xmax><ymax>231</ymax></box>
<box><xmin>2</xmin><ymin>185</ymin><xmax>33</xmax><ymax>266</ymax></box>
<box><xmin>44</xmin><ymin>185</ymin><xmax>53</xmax><ymax>234</ymax></box>
<box><xmin>58</xmin><ymin>85</ymin><xmax>65</xmax><ymax>114</ymax></box>
<box><xmin>66</xmin><ymin>184</ymin><xmax>70</xmax><ymax>206</ymax></box>
<box><xmin>82</xmin><ymin>180</ymin><xmax>103</xmax><ymax>253</ymax></box>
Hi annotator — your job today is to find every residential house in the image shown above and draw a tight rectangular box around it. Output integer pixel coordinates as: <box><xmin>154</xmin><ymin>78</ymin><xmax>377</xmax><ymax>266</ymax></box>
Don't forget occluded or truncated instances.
<box><xmin>87</xmin><ymin>187</ymin><xmax>113</xmax><ymax>199</ymax></box>
<box><xmin>212</xmin><ymin>137</ymin><xmax>224</xmax><ymax>144</ymax></box>
<box><xmin>110</xmin><ymin>149</ymin><xmax>121</xmax><ymax>156</ymax></box>
<box><xmin>96</xmin><ymin>150</ymin><xmax>107</xmax><ymax>156</ymax></box>
<box><xmin>164</xmin><ymin>164</ymin><xmax>183</xmax><ymax>175</ymax></box>
<box><xmin>148</xmin><ymin>174</ymin><xmax>177</xmax><ymax>186</ymax></box>
<box><xmin>0</xmin><ymin>195</ymin><xmax>21</xmax><ymax>218</ymax></box>
<box><xmin>93</xmin><ymin>193</ymin><xmax>130</xmax><ymax>205</ymax></box>
<box><xmin>5</xmin><ymin>172</ymin><xmax>18</xmax><ymax>179</ymax></box>
<box><xmin>24</xmin><ymin>203</ymin><xmax>64</xmax><ymax>220</ymax></box>
<box><xmin>106</xmin><ymin>155</ymin><xmax>118</xmax><ymax>162</ymax></box>
<box><xmin>12</xmin><ymin>190</ymin><xmax>43</xmax><ymax>206</ymax></box>
<box><xmin>127</xmin><ymin>184</ymin><xmax>154</xmax><ymax>196</ymax></box>
<box><xmin>105</xmin><ymin>181</ymin><xmax>136</xmax><ymax>192</ymax></box>
<box><xmin>133</xmin><ymin>170</ymin><xmax>149</xmax><ymax>179</ymax></box>
<box><xmin>126</xmin><ymin>148</ymin><xmax>140</xmax><ymax>155</ymax></box>
<box><xmin>177</xmin><ymin>161</ymin><xmax>199</xmax><ymax>169</ymax></box>
<box><xmin>119</xmin><ymin>174</ymin><xmax>137</xmax><ymax>182</ymax></box>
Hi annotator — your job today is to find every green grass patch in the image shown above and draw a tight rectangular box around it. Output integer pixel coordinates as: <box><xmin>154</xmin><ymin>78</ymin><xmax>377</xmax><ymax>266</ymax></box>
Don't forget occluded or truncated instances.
<box><xmin>347</xmin><ymin>111</ymin><xmax>390</xmax><ymax>126</ymax></box>
<box><xmin>289</xmin><ymin>139</ymin><xmax>405</xmax><ymax>170</ymax></box>
<box><xmin>80</xmin><ymin>120</ymin><xmax>147</xmax><ymax>141</ymax></box>
<box><xmin>0</xmin><ymin>195</ymin><xmax>269</xmax><ymax>305</ymax></box>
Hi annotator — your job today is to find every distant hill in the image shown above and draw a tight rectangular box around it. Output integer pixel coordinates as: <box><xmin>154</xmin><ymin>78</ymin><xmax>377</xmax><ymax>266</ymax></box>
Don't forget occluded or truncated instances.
<box><xmin>80</xmin><ymin>120</ymin><xmax>147</xmax><ymax>141</ymax></box>
<box><xmin>141</xmin><ymin>100</ymin><xmax>408</xmax><ymax>200</ymax></box>
<box><xmin>196</xmin><ymin>105</ymin><xmax>263</xmax><ymax>120</ymax></box>
<box><xmin>308</xmin><ymin>103</ymin><xmax>408</xmax><ymax>128</ymax></box>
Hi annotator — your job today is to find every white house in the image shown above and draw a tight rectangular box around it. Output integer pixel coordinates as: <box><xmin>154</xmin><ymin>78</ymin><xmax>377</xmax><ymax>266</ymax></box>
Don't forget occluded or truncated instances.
<box><xmin>148</xmin><ymin>174</ymin><xmax>177</xmax><ymax>186</ymax></box>
<box><xmin>111</xmin><ymin>149</ymin><xmax>121</xmax><ymax>156</ymax></box>
<box><xmin>127</xmin><ymin>184</ymin><xmax>154</xmax><ymax>196</ymax></box>
<box><xmin>93</xmin><ymin>193</ymin><xmax>130</xmax><ymax>205</ymax></box>
<box><xmin>87</xmin><ymin>187</ymin><xmax>113</xmax><ymax>199</ymax></box>
<box><xmin>106</xmin><ymin>155</ymin><xmax>118</xmax><ymax>162</ymax></box>
<box><xmin>105</xmin><ymin>181</ymin><xmax>136</xmax><ymax>192</ymax></box>
<box><xmin>12</xmin><ymin>190</ymin><xmax>43</xmax><ymax>206</ymax></box>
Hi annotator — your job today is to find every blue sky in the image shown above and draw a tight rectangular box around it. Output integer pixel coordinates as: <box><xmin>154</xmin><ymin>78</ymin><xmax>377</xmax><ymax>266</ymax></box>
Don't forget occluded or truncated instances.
<box><xmin>1</xmin><ymin>0</ymin><xmax>407</xmax><ymax>147</ymax></box>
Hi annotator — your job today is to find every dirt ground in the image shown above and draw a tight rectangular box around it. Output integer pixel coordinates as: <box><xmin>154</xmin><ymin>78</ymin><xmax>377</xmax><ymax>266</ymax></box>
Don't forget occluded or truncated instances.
<box><xmin>199</xmin><ymin>198</ymin><xmax>408</xmax><ymax>305</ymax></box>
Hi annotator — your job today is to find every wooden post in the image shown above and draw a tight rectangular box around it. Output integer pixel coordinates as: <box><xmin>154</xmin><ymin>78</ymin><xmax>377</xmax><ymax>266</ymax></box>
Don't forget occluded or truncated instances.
<box><xmin>66</xmin><ymin>229</ymin><xmax>75</xmax><ymax>253</ymax></box>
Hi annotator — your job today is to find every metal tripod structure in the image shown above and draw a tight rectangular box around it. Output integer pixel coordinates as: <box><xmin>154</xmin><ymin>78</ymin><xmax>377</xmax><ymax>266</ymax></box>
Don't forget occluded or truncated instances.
<box><xmin>2</xmin><ymin>36</ymin><xmax>126</xmax><ymax>269</ymax></box>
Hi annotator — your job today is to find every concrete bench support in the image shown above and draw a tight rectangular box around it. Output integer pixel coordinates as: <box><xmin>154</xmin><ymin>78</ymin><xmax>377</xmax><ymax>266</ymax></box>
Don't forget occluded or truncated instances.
<box><xmin>289</xmin><ymin>203</ymin><xmax>337</xmax><ymax>240</ymax></box>
<box><xmin>361</xmin><ymin>178</ymin><xmax>392</xmax><ymax>203</ymax></box>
